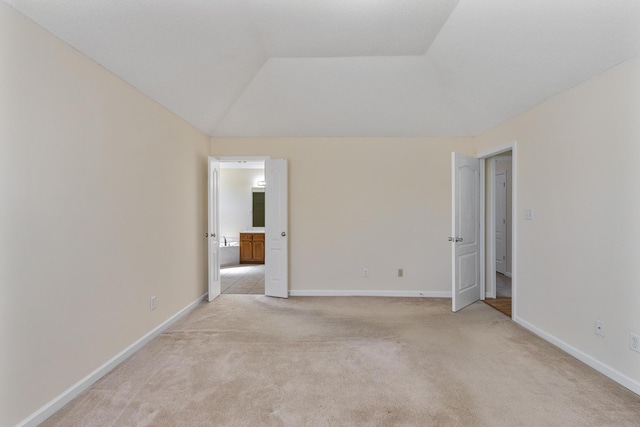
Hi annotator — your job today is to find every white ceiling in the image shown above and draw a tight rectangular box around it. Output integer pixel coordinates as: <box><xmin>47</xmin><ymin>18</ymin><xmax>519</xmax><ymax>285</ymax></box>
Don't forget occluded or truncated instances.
<box><xmin>5</xmin><ymin>0</ymin><xmax>640</xmax><ymax>137</ymax></box>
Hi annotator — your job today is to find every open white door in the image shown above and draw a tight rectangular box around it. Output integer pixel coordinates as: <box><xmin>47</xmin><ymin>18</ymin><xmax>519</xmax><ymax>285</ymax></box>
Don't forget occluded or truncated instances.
<box><xmin>265</xmin><ymin>159</ymin><xmax>288</xmax><ymax>298</ymax></box>
<box><xmin>207</xmin><ymin>157</ymin><xmax>221</xmax><ymax>302</ymax></box>
<box><xmin>451</xmin><ymin>153</ymin><xmax>481</xmax><ymax>312</ymax></box>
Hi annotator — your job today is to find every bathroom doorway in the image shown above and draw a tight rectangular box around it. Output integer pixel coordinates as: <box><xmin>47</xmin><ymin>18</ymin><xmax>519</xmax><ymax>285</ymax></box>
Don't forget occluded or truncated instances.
<box><xmin>208</xmin><ymin>156</ymin><xmax>288</xmax><ymax>300</ymax></box>
<box><xmin>219</xmin><ymin>160</ymin><xmax>266</xmax><ymax>294</ymax></box>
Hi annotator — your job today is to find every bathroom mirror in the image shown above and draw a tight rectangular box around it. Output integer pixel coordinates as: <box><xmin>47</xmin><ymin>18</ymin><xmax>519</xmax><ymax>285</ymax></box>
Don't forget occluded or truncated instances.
<box><xmin>252</xmin><ymin>188</ymin><xmax>265</xmax><ymax>227</ymax></box>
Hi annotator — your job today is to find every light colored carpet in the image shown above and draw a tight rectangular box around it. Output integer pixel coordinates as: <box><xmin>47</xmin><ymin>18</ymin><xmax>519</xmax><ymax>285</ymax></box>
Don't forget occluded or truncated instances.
<box><xmin>42</xmin><ymin>296</ymin><xmax>640</xmax><ymax>426</ymax></box>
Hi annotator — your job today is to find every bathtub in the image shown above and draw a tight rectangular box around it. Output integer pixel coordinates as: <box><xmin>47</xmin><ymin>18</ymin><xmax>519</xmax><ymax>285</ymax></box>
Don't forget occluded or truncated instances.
<box><xmin>220</xmin><ymin>241</ymin><xmax>240</xmax><ymax>266</ymax></box>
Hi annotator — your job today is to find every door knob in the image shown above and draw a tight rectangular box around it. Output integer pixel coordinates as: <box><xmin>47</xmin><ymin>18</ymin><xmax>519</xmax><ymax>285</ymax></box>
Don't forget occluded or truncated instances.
<box><xmin>212</xmin><ymin>233</ymin><xmax>216</xmax><ymax>238</ymax></box>
<box><xmin>455</xmin><ymin>237</ymin><xmax>463</xmax><ymax>242</ymax></box>
<box><xmin>281</xmin><ymin>232</ymin><xmax>286</xmax><ymax>237</ymax></box>
<box><xmin>448</xmin><ymin>237</ymin><xmax>454</xmax><ymax>242</ymax></box>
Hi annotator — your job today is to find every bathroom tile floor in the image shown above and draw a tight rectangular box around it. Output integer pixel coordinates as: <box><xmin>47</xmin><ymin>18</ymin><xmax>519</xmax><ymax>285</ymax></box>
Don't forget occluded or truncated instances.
<box><xmin>221</xmin><ymin>264</ymin><xmax>265</xmax><ymax>294</ymax></box>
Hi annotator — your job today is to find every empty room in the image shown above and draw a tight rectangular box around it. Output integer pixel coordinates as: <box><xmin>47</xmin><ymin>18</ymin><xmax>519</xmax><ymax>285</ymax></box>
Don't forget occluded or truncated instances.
<box><xmin>2</xmin><ymin>1</ymin><xmax>640</xmax><ymax>426</ymax></box>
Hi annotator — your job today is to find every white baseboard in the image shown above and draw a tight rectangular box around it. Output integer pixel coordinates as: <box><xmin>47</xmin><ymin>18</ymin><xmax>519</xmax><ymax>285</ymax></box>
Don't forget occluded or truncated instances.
<box><xmin>19</xmin><ymin>293</ymin><xmax>208</xmax><ymax>427</ymax></box>
<box><xmin>514</xmin><ymin>315</ymin><xmax>640</xmax><ymax>396</ymax></box>
<box><xmin>289</xmin><ymin>290</ymin><xmax>452</xmax><ymax>298</ymax></box>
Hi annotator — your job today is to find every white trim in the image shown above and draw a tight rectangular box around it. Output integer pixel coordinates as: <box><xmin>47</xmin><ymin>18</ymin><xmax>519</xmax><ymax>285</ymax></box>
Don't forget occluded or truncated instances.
<box><xmin>477</xmin><ymin>142</ymin><xmax>515</xmax><ymax>159</ymax></box>
<box><xmin>479</xmin><ymin>159</ymin><xmax>486</xmax><ymax>300</ymax></box>
<box><xmin>289</xmin><ymin>290</ymin><xmax>452</xmax><ymax>298</ymax></box>
<box><xmin>214</xmin><ymin>155</ymin><xmax>270</xmax><ymax>162</ymax></box>
<box><xmin>511</xmin><ymin>142</ymin><xmax>518</xmax><ymax>319</ymax></box>
<box><xmin>504</xmin><ymin>272</ymin><xmax>512</xmax><ymax>278</ymax></box>
<box><xmin>220</xmin><ymin>161</ymin><xmax>265</xmax><ymax>169</ymax></box>
<box><xmin>450</xmin><ymin>152</ymin><xmax>457</xmax><ymax>308</ymax></box>
<box><xmin>19</xmin><ymin>294</ymin><xmax>207</xmax><ymax>427</ymax></box>
<box><xmin>484</xmin><ymin>157</ymin><xmax>496</xmax><ymax>299</ymax></box>
<box><xmin>514</xmin><ymin>316</ymin><xmax>640</xmax><ymax>396</ymax></box>
<box><xmin>208</xmin><ymin>158</ymin><xmax>221</xmax><ymax>302</ymax></box>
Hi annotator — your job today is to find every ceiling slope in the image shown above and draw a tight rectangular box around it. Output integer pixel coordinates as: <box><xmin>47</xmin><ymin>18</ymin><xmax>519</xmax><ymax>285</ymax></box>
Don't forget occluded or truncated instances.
<box><xmin>4</xmin><ymin>0</ymin><xmax>640</xmax><ymax>137</ymax></box>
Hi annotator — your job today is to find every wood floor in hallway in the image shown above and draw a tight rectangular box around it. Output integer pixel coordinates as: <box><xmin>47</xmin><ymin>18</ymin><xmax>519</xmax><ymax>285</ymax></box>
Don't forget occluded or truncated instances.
<box><xmin>484</xmin><ymin>273</ymin><xmax>512</xmax><ymax>317</ymax></box>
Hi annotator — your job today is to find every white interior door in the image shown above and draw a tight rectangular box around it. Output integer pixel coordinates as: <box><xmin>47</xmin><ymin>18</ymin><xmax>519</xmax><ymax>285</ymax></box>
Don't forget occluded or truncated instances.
<box><xmin>495</xmin><ymin>171</ymin><xmax>507</xmax><ymax>274</ymax></box>
<box><xmin>451</xmin><ymin>153</ymin><xmax>481</xmax><ymax>312</ymax></box>
<box><xmin>208</xmin><ymin>157</ymin><xmax>221</xmax><ymax>302</ymax></box>
<box><xmin>265</xmin><ymin>159</ymin><xmax>288</xmax><ymax>298</ymax></box>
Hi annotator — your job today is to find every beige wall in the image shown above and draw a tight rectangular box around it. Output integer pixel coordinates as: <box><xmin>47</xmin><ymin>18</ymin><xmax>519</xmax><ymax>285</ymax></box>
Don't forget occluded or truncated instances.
<box><xmin>476</xmin><ymin>57</ymin><xmax>640</xmax><ymax>389</ymax></box>
<box><xmin>0</xmin><ymin>4</ymin><xmax>209</xmax><ymax>426</ymax></box>
<box><xmin>210</xmin><ymin>138</ymin><xmax>475</xmax><ymax>294</ymax></box>
<box><xmin>220</xmin><ymin>168</ymin><xmax>265</xmax><ymax>240</ymax></box>
<box><xmin>3</xmin><ymin>1</ymin><xmax>639</xmax><ymax>422</ymax></box>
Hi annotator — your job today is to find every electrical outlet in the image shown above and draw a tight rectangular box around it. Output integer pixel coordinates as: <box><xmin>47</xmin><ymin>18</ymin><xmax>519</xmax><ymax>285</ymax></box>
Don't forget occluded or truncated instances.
<box><xmin>398</xmin><ymin>268</ymin><xmax>404</xmax><ymax>278</ymax></box>
<box><xmin>363</xmin><ymin>268</ymin><xmax>369</xmax><ymax>278</ymax></box>
<box><xmin>630</xmin><ymin>333</ymin><xmax>640</xmax><ymax>353</ymax></box>
<box><xmin>150</xmin><ymin>296</ymin><xmax>157</xmax><ymax>311</ymax></box>
<box><xmin>595</xmin><ymin>320</ymin><xmax>605</xmax><ymax>337</ymax></box>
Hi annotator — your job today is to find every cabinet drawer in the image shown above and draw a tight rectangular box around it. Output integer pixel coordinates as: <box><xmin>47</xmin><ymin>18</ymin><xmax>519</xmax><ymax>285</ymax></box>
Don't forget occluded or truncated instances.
<box><xmin>240</xmin><ymin>233</ymin><xmax>264</xmax><ymax>241</ymax></box>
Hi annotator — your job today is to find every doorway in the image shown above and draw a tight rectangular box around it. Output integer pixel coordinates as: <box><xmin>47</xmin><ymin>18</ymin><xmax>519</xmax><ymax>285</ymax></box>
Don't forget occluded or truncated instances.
<box><xmin>451</xmin><ymin>142</ymin><xmax>517</xmax><ymax>318</ymax></box>
<box><xmin>208</xmin><ymin>156</ymin><xmax>289</xmax><ymax>300</ymax></box>
<box><xmin>483</xmin><ymin>154</ymin><xmax>513</xmax><ymax>317</ymax></box>
<box><xmin>219</xmin><ymin>160</ymin><xmax>266</xmax><ymax>294</ymax></box>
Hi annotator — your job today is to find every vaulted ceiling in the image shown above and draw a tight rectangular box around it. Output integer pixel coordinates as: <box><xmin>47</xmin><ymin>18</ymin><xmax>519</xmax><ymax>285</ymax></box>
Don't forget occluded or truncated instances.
<box><xmin>5</xmin><ymin>0</ymin><xmax>640</xmax><ymax>137</ymax></box>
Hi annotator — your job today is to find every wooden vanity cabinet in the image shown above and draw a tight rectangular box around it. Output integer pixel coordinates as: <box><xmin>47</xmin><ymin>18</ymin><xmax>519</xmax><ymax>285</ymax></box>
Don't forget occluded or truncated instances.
<box><xmin>240</xmin><ymin>233</ymin><xmax>265</xmax><ymax>264</ymax></box>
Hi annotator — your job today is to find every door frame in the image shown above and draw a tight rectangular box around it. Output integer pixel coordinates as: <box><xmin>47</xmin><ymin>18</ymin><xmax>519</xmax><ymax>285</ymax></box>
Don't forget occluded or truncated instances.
<box><xmin>208</xmin><ymin>157</ymin><xmax>221</xmax><ymax>302</ymax></box>
<box><xmin>477</xmin><ymin>141</ymin><xmax>517</xmax><ymax>319</ymax></box>
<box><xmin>210</xmin><ymin>155</ymin><xmax>270</xmax><ymax>298</ymax></box>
